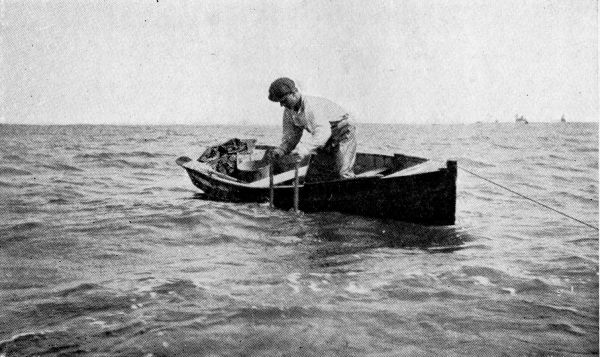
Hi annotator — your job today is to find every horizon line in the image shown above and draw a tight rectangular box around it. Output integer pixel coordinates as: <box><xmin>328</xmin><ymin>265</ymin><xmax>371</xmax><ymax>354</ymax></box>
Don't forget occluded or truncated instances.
<box><xmin>0</xmin><ymin>121</ymin><xmax>595</xmax><ymax>126</ymax></box>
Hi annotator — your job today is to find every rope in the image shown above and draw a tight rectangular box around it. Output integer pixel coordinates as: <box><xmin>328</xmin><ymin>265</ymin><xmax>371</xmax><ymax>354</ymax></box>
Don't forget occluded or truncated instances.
<box><xmin>457</xmin><ymin>166</ymin><xmax>599</xmax><ymax>231</ymax></box>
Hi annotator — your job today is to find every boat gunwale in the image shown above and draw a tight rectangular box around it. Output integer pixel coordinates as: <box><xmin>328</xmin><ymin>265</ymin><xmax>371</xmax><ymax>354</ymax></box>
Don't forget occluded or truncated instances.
<box><xmin>182</xmin><ymin>159</ymin><xmax>449</xmax><ymax>190</ymax></box>
<box><xmin>179</xmin><ymin>145</ymin><xmax>451</xmax><ymax>190</ymax></box>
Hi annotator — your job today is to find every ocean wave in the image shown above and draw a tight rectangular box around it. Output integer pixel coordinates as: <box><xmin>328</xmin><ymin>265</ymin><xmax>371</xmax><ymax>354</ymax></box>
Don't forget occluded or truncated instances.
<box><xmin>129</xmin><ymin>150</ymin><xmax>169</xmax><ymax>158</ymax></box>
<box><xmin>491</xmin><ymin>143</ymin><xmax>520</xmax><ymax>150</ymax></box>
<box><xmin>524</xmin><ymin>300</ymin><xmax>592</xmax><ymax>319</ymax></box>
<box><xmin>532</xmin><ymin>162</ymin><xmax>586</xmax><ymax>173</ymax></box>
<box><xmin>553</xmin><ymin>190</ymin><xmax>598</xmax><ymax>204</ymax></box>
<box><xmin>141</xmin><ymin>213</ymin><xmax>210</xmax><ymax>228</ymax></box>
<box><xmin>98</xmin><ymin>159</ymin><xmax>158</xmax><ymax>169</ymax></box>
<box><xmin>573</xmin><ymin>146</ymin><xmax>598</xmax><ymax>153</ymax></box>
<box><xmin>4</xmin><ymin>221</ymin><xmax>44</xmax><ymax>232</ymax></box>
<box><xmin>141</xmin><ymin>186</ymin><xmax>166</xmax><ymax>192</ymax></box>
<box><xmin>0</xmin><ymin>233</ymin><xmax>33</xmax><ymax>248</ymax></box>
<box><xmin>518</xmin><ymin>182</ymin><xmax>546</xmax><ymax>191</ymax></box>
<box><xmin>50</xmin><ymin>178</ymin><xmax>86</xmax><ymax>186</ymax></box>
<box><xmin>0</xmin><ymin>180</ymin><xmax>20</xmax><ymax>188</ymax></box>
<box><xmin>183</xmin><ymin>233</ymin><xmax>244</xmax><ymax>246</ymax></box>
<box><xmin>151</xmin><ymin>279</ymin><xmax>205</xmax><ymax>298</ymax></box>
<box><xmin>568</xmin><ymin>236</ymin><xmax>599</xmax><ymax>244</ymax></box>
<box><xmin>0</xmin><ymin>166</ymin><xmax>32</xmax><ymax>176</ymax></box>
<box><xmin>74</xmin><ymin>151</ymin><xmax>167</xmax><ymax>160</ymax></box>
<box><xmin>57</xmin><ymin>282</ymin><xmax>102</xmax><ymax>297</ymax></box>
<box><xmin>47</xmin><ymin>198</ymin><xmax>70</xmax><ymax>204</ymax></box>
<box><xmin>40</xmin><ymin>163</ymin><xmax>84</xmax><ymax>172</ymax></box>
<box><xmin>547</xmin><ymin>322</ymin><xmax>588</xmax><ymax>336</ymax></box>
<box><xmin>131</xmin><ymin>170</ymin><xmax>156</xmax><ymax>177</ymax></box>
<box><xmin>563</xmin><ymin>138</ymin><xmax>585</xmax><ymax>144</ymax></box>
<box><xmin>167</xmin><ymin>187</ymin><xmax>198</xmax><ymax>193</ymax></box>
<box><xmin>549</xmin><ymin>174</ymin><xmax>572</xmax><ymax>183</ymax></box>
<box><xmin>586</xmin><ymin>160</ymin><xmax>598</xmax><ymax>169</ymax></box>
<box><xmin>381</xmin><ymin>285</ymin><xmax>478</xmax><ymax>302</ymax></box>
<box><xmin>35</xmin><ymin>292</ymin><xmax>133</xmax><ymax>317</ymax></box>
<box><xmin>229</xmin><ymin>305</ymin><xmax>315</xmax><ymax>321</ymax></box>
<box><xmin>512</xmin><ymin>278</ymin><xmax>556</xmax><ymax>294</ymax></box>
<box><xmin>46</xmin><ymin>188</ymin><xmax>86</xmax><ymax>199</ymax></box>
<box><xmin>460</xmin><ymin>265</ymin><xmax>511</xmax><ymax>282</ymax></box>
<box><xmin>457</xmin><ymin>158</ymin><xmax>495</xmax><ymax>169</ymax></box>
<box><xmin>0</xmin><ymin>331</ymin><xmax>73</xmax><ymax>356</ymax></box>
<box><xmin>548</xmin><ymin>154</ymin><xmax>570</xmax><ymax>160</ymax></box>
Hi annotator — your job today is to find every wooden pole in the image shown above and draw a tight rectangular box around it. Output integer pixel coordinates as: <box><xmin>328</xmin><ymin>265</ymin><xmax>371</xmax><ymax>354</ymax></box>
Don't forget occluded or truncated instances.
<box><xmin>269</xmin><ymin>157</ymin><xmax>274</xmax><ymax>208</ymax></box>
<box><xmin>293</xmin><ymin>160</ymin><xmax>299</xmax><ymax>212</ymax></box>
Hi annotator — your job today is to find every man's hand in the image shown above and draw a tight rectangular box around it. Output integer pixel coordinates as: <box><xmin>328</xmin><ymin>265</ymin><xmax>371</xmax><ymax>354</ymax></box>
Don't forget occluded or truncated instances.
<box><xmin>290</xmin><ymin>146</ymin><xmax>311</xmax><ymax>162</ymax></box>
<box><xmin>267</xmin><ymin>147</ymin><xmax>285</xmax><ymax>161</ymax></box>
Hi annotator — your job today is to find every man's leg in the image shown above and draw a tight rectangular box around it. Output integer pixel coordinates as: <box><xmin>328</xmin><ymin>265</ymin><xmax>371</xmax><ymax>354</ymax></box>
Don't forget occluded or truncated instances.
<box><xmin>305</xmin><ymin>120</ymin><xmax>357</xmax><ymax>182</ymax></box>
<box><xmin>334</xmin><ymin>122</ymin><xmax>356</xmax><ymax>179</ymax></box>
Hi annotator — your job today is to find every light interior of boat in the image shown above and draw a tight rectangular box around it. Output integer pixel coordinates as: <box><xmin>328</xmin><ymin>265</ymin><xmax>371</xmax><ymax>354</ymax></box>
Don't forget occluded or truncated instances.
<box><xmin>193</xmin><ymin>140</ymin><xmax>441</xmax><ymax>187</ymax></box>
<box><xmin>233</xmin><ymin>145</ymin><xmax>435</xmax><ymax>185</ymax></box>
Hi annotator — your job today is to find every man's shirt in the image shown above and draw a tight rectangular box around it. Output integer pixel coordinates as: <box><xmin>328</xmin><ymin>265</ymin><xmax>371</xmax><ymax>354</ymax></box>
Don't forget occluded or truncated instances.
<box><xmin>278</xmin><ymin>95</ymin><xmax>350</xmax><ymax>154</ymax></box>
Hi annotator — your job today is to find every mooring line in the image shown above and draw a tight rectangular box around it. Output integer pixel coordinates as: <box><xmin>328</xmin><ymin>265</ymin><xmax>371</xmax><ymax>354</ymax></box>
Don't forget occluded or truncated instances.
<box><xmin>457</xmin><ymin>165</ymin><xmax>598</xmax><ymax>231</ymax></box>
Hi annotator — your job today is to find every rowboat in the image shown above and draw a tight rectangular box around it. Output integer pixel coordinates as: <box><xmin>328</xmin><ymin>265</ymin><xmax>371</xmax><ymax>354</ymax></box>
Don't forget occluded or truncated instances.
<box><xmin>176</xmin><ymin>141</ymin><xmax>457</xmax><ymax>226</ymax></box>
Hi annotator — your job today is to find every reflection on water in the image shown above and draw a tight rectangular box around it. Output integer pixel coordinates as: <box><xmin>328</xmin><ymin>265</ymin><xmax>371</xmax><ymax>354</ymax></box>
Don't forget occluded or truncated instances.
<box><xmin>301</xmin><ymin>212</ymin><xmax>471</xmax><ymax>265</ymax></box>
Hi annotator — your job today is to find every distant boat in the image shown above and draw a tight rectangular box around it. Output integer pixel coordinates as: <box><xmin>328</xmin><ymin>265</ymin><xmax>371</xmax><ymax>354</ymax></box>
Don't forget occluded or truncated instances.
<box><xmin>560</xmin><ymin>115</ymin><xmax>566</xmax><ymax>123</ymax></box>
<box><xmin>515</xmin><ymin>115</ymin><xmax>528</xmax><ymax>124</ymax></box>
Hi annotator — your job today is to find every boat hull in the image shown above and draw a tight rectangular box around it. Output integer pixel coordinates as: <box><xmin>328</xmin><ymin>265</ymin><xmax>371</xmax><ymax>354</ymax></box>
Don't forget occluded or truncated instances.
<box><xmin>182</xmin><ymin>159</ymin><xmax>456</xmax><ymax>226</ymax></box>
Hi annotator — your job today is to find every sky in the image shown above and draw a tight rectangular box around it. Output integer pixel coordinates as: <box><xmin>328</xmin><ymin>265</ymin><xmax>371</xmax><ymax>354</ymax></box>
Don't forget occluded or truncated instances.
<box><xmin>0</xmin><ymin>0</ymin><xmax>597</xmax><ymax>125</ymax></box>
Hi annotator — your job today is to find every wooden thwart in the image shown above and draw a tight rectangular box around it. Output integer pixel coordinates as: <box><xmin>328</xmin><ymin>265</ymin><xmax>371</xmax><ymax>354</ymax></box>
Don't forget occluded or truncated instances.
<box><xmin>248</xmin><ymin>166</ymin><xmax>308</xmax><ymax>188</ymax></box>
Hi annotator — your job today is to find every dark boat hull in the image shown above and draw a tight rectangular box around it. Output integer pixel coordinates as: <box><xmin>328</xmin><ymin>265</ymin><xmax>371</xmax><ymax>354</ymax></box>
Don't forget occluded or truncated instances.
<box><xmin>182</xmin><ymin>158</ymin><xmax>456</xmax><ymax>226</ymax></box>
<box><xmin>275</xmin><ymin>169</ymin><xmax>455</xmax><ymax>225</ymax></box>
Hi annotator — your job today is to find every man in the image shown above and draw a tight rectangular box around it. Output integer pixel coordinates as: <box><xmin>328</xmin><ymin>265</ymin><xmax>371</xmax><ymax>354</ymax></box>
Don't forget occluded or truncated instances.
<box><xmin>267</xmin><ymin>77</ymin><xmax>357</xmax><ymax>182</ymax></box>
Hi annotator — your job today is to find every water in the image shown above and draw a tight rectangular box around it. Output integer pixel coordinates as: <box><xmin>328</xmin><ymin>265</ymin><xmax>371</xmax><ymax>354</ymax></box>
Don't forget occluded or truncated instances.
<box><xmin>0</xmin><ymin>123</ymin><xmax>597</xmax><ymax>356</ymax></box>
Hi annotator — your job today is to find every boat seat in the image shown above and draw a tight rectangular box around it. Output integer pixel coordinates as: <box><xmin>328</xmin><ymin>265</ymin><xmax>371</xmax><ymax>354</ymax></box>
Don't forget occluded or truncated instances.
<box><xmin>355</xmin><ymin>167</ymin><xmax>389</xmax><ymax>178</ymax></box>
<box><xmin>247</xmin><ymin>166</ymin><xmax>308</xmax><ymax>188</ymax></box>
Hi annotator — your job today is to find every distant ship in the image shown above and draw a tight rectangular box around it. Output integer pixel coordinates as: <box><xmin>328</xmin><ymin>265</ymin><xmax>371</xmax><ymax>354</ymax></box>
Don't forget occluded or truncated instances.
<box><xmin>515</xmin><ymin>115</ymin><xmax>528</xmax><ymax>124</ymax></box>
<box><xmin>560</xmin><ymin>115</ymin><xmax>566</xmax><ymax>123</ymax></box>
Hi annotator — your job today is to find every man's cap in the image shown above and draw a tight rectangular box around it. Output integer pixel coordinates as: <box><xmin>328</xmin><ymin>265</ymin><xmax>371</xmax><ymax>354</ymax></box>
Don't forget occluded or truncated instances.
<box><xmin>268</xmin><ymin>77</ymin><xmax>296</xmax><ymax>102</ymax></box>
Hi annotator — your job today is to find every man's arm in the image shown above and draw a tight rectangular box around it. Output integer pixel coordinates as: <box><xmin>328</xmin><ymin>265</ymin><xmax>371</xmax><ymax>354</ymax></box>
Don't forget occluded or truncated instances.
<box><xmin>301</xmin><ymin>121</ymin><xmax>331</xmax><ymax>154</ymax></box>
<box><xmin>277</xmin><ymin>111</ymin><xmax>303</xmax><ymax>155</ymax></box>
